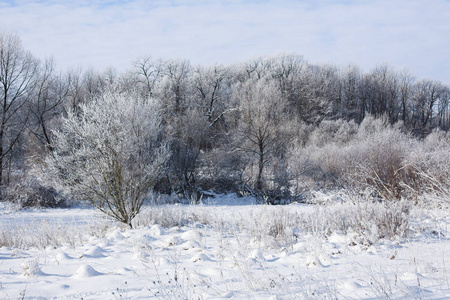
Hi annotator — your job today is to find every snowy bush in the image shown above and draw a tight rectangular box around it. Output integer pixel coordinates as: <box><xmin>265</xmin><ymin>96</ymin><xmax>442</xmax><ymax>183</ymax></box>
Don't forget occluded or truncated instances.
<box><xmin>291</xmin><ymin>116</ymin><xmax>432</xmax><ymax>201</ymax></box>
<box><xmin>4</xmin><ymin>176</ymin><xmax>66</xmax><ymax>208</ymax></box>
<box><xmin>403</xmin><ymin>130</ymin><xmax>450</xmax><ymax>203</ymax></box>
<box><xmin>308</xmin><ymin>119</ymin><xmax>358</xmax><ymax>147</ymax></box>
<box><xmin>45</xmin><ymin>90</ymin><xmax>170</xmax><ymax>227</ymax></box>
<box><xmin>343</xmin><ymin>117</ymin><xmax>414</xmax><ymax>199</ymax></box>
<box><xmin>21</xmin><ymin>258</ymin><xmax>43</xmax><ymax>277</ymax></box>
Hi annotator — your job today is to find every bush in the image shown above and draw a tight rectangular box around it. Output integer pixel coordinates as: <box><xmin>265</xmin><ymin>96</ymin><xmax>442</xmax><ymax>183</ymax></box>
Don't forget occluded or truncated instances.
<box><xmin>45</xmin><ymin>90</ymin><xmax>170</xmax><ymax>227</ymax></box>
<box><xmin>290</xmin><ymin>116</ymin><xmax>424</xmax><ymax>201</ymax></box>
<box><xmin>403</xmin><ymin>130</ymin><xmax>450</xmax><ymax>202</ymax></box>
<box><xmin>308</xmin><ymin>119</ymin><xmax>358</xmax><ymax>147</ymax></box>
<box><xmin>4</xmin><ymin>176</ymin><xmax>67</xmax><ymax>208</ymax></box>
<box><xmin>343</xmin><ymin>117</ymin><xmax>414</xmax><ymax>199</ymax></box>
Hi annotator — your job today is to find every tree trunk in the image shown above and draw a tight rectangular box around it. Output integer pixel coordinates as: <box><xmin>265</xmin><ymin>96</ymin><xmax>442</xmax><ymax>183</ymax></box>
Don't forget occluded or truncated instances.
<box><xmin>0</xmin><ymin>125</ymin><xmax>4</xmax><ymax>201</ymax></box>
<box><xmin>256</xmin><ymin>142</ymin><xmax>264</xmax><ymax>191</ymax></box>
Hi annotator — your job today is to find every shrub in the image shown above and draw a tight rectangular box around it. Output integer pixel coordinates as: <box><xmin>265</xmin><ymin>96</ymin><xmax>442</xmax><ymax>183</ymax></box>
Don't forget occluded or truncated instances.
<box><xmin>4</xmin><ymin>176</ymin><xmax>67</xmax><ymax>208</ymax></box>
<box><xmin>45</xmin><ymin>90</ymin><xmax>169</xmax><ymax>227</ymax></box>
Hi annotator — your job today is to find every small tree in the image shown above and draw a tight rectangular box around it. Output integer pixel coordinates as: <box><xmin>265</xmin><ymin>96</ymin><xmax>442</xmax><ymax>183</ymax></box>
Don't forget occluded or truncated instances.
<box><xmin>46</xmin><ymin>90</ymin><xmax>169</xmax><ymax>227</ymax></box>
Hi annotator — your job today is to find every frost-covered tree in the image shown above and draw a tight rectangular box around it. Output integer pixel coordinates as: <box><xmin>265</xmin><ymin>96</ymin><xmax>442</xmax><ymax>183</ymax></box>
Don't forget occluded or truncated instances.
<box><xmin>46</xmin><ymin>91</ymin><xmax>169</xmax><ymax>227</ymax></box>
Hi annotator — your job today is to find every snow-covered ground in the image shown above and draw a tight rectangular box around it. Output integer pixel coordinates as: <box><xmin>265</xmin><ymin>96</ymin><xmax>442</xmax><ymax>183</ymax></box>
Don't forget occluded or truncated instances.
<box><xmin>0</xmin><ymin>194</ymin><xmax>449</xmax><ymax>299</ymax></box>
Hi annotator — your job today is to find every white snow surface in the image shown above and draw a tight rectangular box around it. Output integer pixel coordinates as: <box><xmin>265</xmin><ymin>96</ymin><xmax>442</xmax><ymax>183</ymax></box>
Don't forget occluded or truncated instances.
<box><xmin>0</xmin><ymin>194</ymin><xmax>449</xmax><ymax>299</ymax></box>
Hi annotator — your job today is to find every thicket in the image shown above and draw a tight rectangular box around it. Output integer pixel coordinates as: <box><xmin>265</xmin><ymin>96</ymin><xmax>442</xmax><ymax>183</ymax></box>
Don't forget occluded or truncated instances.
<box><xmin>1</xmin><ymin>32</ymin><xmax>450</xmax><ymax>220</ymax></box>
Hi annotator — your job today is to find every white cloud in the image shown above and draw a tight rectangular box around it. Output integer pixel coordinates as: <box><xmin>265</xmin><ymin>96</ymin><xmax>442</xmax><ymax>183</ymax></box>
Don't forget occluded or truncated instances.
<box><xmin>1</xmin><ymin>0</ymin><xmax>449</xmax><ymax>82</ymax></box>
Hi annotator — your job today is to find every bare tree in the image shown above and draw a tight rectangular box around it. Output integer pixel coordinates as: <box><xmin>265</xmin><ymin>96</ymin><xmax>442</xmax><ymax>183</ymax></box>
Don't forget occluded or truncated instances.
<box><xmin>46</xmin><ymin>90</ymin><xmax>169</xmax><ymax>227</ymax></box>
<box><xmin>134</xmin><ymin>56</ymin><xmax>164</xmax><ymax>98</ymax></box>
<box><xmin>29</xmin><ymin>58</ymin><xmax>69</xmax><ymax>152</ymax></box>
<box><xmin>362</xmin><ymin>65</ymin><xmax>400</xmax><ymax>122</ymax></box>
<box><xmin>193</xmin><ymin>64</ymin><xmax>230</xmax><ymax>124</ymax></box>
<box><xmin>233</xmin><ymin>78</ymin><xmax>291</xmax><ymax>193</ymax></box>
<box><xmin>339</xmin><ymin>65</ymin><xmax>363</xmax><ymax>121</ymax></box>
<box><xmin>437</xmin><ymin>86</ymin><xmax>450</xmax><ymax>130</ymax></box>
<box><xmin>0</xmin><ymin>33</ymin><xmax>39</xmax><ymax>196</ymax></box>
<box><xmin>398</xmin><ymin>70</ymin><xmax>415</xmax><ymax>125</ymax></box>
<box><xmin>169</xmin><ymin>108</ymin><xmax>209</xmax><ymax>200</ymax></box>
<box><xmin>411</xmin><ymin>79</ymin><xmax>446</xmax><ymax>136</ymax></box>
<box><xmin>158</xmin><ymin>59</ymin><xmax>192</xmax><ymax>114</ymax></box>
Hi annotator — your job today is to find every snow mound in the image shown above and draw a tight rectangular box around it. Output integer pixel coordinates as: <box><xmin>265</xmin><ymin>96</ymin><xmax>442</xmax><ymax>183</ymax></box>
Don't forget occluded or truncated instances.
<box><xmin>107</xmin><ymin>229</ymin><xmax>125</xmax><ymax>241</ymax></box>
<box><xmin>84</xmin><ymin>246</ymin><xmax>106</xmax><ymax>258</ymax></box>
<box><xmin>400</xmin><ymin>272</ymin><xmax>419</xmax><ymax>281</ymax></box>
<box><xmin>114</xmin><ymin>267</ymin><xmax>132</xmax><ymax>275</ymax></box>
<box><xmin>141</xmin><ymin>233</ymin><xmax>156</xmax><ymax>243</ymax></box>
<box><xmin>97</xmin><ymin>239</ymin><xmax>110</xmax><ymax>248</ymax></box>
<box><xmin>338</xmin><ymin>280</ymin><xmax>363</xmax><ymax>294</ymax></box>
<box><xmin>318</xmin><ymin>254</ymin><xmax>331</xmax><ymax>267</ymax></box>
<box><xmin>56</xmin><ymin>252</ymin><xmax>73</xmax><ymax>262</ymax></box>
<box><xmin>181</xmin><ymin>240</ymin><xmax>201</xmax><ymax>251</ymax></box>
<box><xmin>154</xmin><ymin>257</ymin><xmax>171</xmax><ymax>267</ymax></box>
<box><xmin>191</xmin><ymin>253</ymin><xmax>212</xmax><ymax>262</ymax></box>
<box><xmin>72</xmin><ymin>264</ymin><xmax>103</xmax><ymax>278</ymax></box>
<box><xmin>181</xmin><ymin>229</ymin><xmax>201</xmax><ymax>241</ymax></box>
<box><xmin>305</xmin><ymin>255</ymin><xmax>318</xmax><ymax>267</ymax></box>
<box><xmin>305</xmin><ymin>254</ymin><xmax>331</xmax><ymax>267</ymax></box>
<box><xmin>133</xmin><ymin>249</ymin><xmax>149</xmax><ymax>260</ymax></box>
<box><xmin>149</xmin><ymin>224</ymin><xmax>165</xmax><ymax>236</ymax></box>
<box><xmin>218</xmin><ymin>291</ymin><xmax>236</xmax><ymax>298</ymax></box>
<box><xmin>153</xmin><ymin>235</ymin><xmax>179</xmax><ymax>248</ymax></box>
<box><xmin>248</xmin><ymin>249</ymin><xmax>266</xmax><ymax>261</ymax></box>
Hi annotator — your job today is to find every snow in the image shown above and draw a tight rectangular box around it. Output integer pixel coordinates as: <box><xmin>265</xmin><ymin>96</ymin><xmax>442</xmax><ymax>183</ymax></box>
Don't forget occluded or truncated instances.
<box><xmin>0</xmin><ymin>194</ymin><xmax>449</xmax><ymax>299</ymax></box>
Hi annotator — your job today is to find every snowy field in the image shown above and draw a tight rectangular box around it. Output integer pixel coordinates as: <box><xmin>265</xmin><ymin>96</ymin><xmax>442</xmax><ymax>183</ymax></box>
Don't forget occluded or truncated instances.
<box><xmin>0</xmin><ymin>194</ymin><xmax>449</xmax><ymax>299</ymax></box>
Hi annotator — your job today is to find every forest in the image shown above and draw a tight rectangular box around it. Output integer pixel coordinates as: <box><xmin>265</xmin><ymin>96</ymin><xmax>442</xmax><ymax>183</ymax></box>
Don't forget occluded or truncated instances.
<box><xmin>1</xmin><ymin>32</ymin><xmax>450</xmax><ymax>220</ymax></box>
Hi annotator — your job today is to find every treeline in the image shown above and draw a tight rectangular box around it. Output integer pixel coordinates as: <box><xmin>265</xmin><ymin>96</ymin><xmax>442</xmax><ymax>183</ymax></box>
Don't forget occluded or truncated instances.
<box><xmin>1</xmin><ymin>32</ymin><xmax>450</xmax><ymax>206</ymax></box>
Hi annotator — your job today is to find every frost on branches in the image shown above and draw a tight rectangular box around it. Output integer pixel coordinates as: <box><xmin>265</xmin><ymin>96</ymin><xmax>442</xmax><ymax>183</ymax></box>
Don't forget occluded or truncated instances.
<box><xmin>45</xmin><ymin>91</ymin><xmax>169</xmax><ymax>227</ymax></box>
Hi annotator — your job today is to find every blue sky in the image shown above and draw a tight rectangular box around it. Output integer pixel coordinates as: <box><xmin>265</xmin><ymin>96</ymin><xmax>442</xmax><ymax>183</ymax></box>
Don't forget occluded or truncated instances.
<box><xmin>1</xmin><ymin>0</ymin><xmax>449</xmax><ymax>82</ymax></box>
